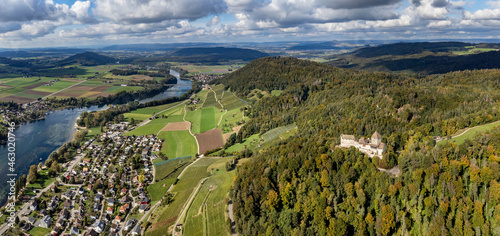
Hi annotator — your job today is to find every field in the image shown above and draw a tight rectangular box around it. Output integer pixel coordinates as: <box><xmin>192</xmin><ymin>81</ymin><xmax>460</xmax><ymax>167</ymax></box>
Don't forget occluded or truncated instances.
<box><xmin>182</xmin><ymin>160</ymin><xmax>235</xmax><ymax>236</ymax></box>
<box><xmin>439</xmin><ymin>120</ymin><xmax>500</xmax><ymax>145</ymax></box>
<box><xmin>146</xmin><ymin>157</ymin><xmax>220</xmax><ymax>236</ymax></box>
<box><xmin>452</xmin><ymin>46</ymin><xmax>498</xmax><ymax>55</ymax></box>
<box><xmin>161</xmin><ymin>121</ymin><xmax>191</xmax><ymax>131</ymax></box>
<box><xmin>185</xmin><ymin>107</ymin><xmax>223</xmax><ymax>134</ymax></box>
<box><xmin>123</xmin><ymin>101</ymin><xmax>183</xmax><ymax>121</ymax></box>
<box><xmin>148</xmin><ymin>163</ymin><xmax>188</xmax><ymax>204</ymax></box>
<box><xmin>197</xmin><ymin>129</ymin><xmax>224</xmax><ymax>154</ymax></box>
<box><xmin>154</xmin><ymin>156</ymin><xmax>192</xmax><ymax>180</ymax></box>
<box><xmin>203</xmin><ymin>90</ymin><xmax>222</xmax><ymax>109</ymax></box>
<box><xmin>225</xmin><ymin>134</ymin><xmax>260</xmax><ymax>153</ymax></box>
<box><xmin>158</xmin><ymin>130</ymin><xmax>198</xmax><ymax>159</ymax></box>
<box><xmin>28</xmin><ymin>227</ymin><xmax>51</xmax><ymax>236</ymax></box>
<box><xmin>212</xmin><ymin>84</ymin><xmax>225</xmax><ymax>100</ymax></box>
<box><xmin>0</xmin><ymin>64</ymin><xmax>168</xmax><ymax>103</ymax></box>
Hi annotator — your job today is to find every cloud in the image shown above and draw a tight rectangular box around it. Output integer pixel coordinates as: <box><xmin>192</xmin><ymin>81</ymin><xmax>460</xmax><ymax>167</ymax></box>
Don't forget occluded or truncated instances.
<box><xmin>94</xmin><ymin>0</ymin><xmax>227</xmax><ymax>24</ymax></box>
<box><xmin>0</xmin><ymin>0</ymin><xmax>69</xmax><ymax>22</ymax></box>
<box><xmin>320</xmin><ymin>0</ymin><xmax>402</xmax><ymax>9</ymax></box>
<box><xmin>207</xmin><ymin>16</ymin><xmax>220</xmax><ymax>27</ymax></box>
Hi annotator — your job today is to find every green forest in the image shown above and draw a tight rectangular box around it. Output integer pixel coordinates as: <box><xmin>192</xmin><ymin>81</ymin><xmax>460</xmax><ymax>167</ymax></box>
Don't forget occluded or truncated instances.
<box><xmin>222</xmin><ymin>57</ymin><xmax>500</xmax><ymax>235</ymax></box>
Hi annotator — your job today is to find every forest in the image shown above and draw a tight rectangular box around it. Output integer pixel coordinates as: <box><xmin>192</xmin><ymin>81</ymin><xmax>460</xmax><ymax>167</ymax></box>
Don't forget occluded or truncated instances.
<box><xmin>225</xmin><ymin>57</ymin><xmax>500</xmax><ymax>235</ymax></box>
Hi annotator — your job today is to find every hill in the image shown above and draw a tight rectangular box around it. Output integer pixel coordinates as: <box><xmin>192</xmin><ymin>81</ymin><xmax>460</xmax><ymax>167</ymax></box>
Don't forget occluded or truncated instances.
<box><xmin>328</xmin><ymin>42</ymin><xmax>500</xmax><ymax>74</ymax></box>
<box><xmin>169</xmin><ymin>47</ymin><xmax>268</xmax><ymax>64</ymax></box>
<box><xmin>225</xmin><ymin>57</ymin><xmax>500</xmax><ymax>235</ymax></box>
<box><xmin>57</xmin><ymin>52</ymin><xmax>116</xmax><ymax>66</ymax></box>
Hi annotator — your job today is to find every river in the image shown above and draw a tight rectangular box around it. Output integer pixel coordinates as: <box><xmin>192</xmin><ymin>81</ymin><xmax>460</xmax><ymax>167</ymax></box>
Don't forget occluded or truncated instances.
<box><xmin>0</xmin><ymin>70</ymin><xmax>191</xmax><ymax>204</ymax></box>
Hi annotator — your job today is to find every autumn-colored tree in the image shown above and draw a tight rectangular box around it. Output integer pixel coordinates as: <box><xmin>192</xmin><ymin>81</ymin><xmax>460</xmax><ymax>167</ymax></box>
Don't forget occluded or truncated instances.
<box><xmin>266</xmin><ymin>189</ymin><xmax>279</xmax><ymax>210</ymax></box>
<box><xmin>377</xmin><ymin>204</ymin><xmax>395</xmax><ymax>235</ymax></box>
<box><xmin>27</xmin><ymin>165</ymin><xmax>38</xmax><ymax>184</ymax></box>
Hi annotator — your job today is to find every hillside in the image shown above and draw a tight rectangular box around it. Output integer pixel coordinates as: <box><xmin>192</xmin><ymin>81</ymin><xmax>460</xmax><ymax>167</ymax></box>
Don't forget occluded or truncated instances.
<box><xmin>226</xmin><ymin>57</ymin><xmax>500</xmax><ymax>235</ymax></box>
<box><xmin>57</xmin><ymin>52</ymin><xmax>116</xmax><ymax>66</ymax></box>
<box><xmin>169</xmin><ymin>47</ymin><xmax>268</xmax><ymax>64</ymax></box>
<box><xmin>328</xmin><ymin>42</ymin><xmax>500</xmax><ymax>74</ymax></box>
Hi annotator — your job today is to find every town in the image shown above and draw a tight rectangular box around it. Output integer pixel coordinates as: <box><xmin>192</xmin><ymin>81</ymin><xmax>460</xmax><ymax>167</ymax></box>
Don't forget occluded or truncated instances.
<box><xmin>5</xmin><ymin>121</ymin><xmax>163</xmax><ymax>235</ymax></box>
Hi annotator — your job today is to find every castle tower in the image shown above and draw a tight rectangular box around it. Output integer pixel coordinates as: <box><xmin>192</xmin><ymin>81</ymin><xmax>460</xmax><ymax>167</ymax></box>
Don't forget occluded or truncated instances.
<box><xmin>371</xmin><ymin>131</ymin><xmax>381</xmax><ymax>146</ymax></box>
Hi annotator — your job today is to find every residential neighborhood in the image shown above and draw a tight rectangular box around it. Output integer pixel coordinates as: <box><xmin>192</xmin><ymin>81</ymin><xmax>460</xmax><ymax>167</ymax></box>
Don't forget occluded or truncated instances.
<box><xmin>5</xmin><ymin>128</ymin><xmax>161</xmax><ymax>235</ymax></box>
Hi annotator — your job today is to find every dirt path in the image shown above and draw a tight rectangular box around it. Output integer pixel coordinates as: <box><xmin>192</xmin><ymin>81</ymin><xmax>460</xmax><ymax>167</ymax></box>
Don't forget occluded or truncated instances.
<box><xmin>377</xmin><ymin>166</ymin><xmax>401</xmax><ymax>177</ymax></box>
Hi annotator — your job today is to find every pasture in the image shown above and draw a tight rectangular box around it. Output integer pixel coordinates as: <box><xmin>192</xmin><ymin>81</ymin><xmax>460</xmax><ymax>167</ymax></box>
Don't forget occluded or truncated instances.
<box><xmin>185</xmin><ymin>107</ymin><xmax>223</xmax><ymax>134</ymax></box>
<box><xmin>158</xmin><ymin>130</ymin><xmax>198</xmax><ymax>159</ymax></box>
<box><xmin>439</xmin><ymin>120</ymin><xmax>500</xmax><ymax>145</ymax></box>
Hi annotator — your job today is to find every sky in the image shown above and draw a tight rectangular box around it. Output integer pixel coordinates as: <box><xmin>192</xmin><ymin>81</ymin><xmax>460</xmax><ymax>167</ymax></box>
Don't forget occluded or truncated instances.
<box><xmin>0</xmin><ymin>0</ymin><xmax>499</xmax><ymax>48</ymax></box>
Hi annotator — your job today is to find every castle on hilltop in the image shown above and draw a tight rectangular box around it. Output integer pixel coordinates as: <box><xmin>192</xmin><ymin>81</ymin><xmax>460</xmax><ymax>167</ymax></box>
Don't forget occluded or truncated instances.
<box><xmin>340</xmin><ymin>131</ymin><xmax>386</xmax><ymax>158</ymax></box>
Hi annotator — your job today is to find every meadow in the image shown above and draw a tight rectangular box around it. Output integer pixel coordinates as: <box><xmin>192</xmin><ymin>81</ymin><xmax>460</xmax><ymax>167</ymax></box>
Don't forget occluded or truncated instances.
<box><xmin>438</xmin><ymin>120</ymin><xmax>500</xmax><ymax>145</ymax></box>
<box><xmin>157</xmin><ymin>130</ymin><xmax>198</xmax><ymax>159</ymax></box>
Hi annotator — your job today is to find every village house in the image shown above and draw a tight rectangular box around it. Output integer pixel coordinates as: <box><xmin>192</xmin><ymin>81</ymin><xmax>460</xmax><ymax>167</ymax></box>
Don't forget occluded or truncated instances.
<box><xmin>339</xmin><ymin>131</ymin><xmax>386</xmax><ymax>158</ymax></box>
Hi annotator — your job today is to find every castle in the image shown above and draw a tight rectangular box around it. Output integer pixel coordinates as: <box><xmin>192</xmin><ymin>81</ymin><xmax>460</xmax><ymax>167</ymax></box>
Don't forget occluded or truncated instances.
<box><xmin>340</xmin><ymin>131</ymin><xmax>386</xmax><ymax>158</ymax></box>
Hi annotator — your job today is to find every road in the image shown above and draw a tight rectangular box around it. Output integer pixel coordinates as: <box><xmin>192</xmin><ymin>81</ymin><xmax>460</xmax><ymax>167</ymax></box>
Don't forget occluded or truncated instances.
<box><xmin>228</xmin><ymin>199</ymin><xmax>237</xmax><ymax>236</ymax></box>
<box><xmin>183</xmin><ymin>105</ymin><xmax>200</xmax><ymax>154</ymax></box>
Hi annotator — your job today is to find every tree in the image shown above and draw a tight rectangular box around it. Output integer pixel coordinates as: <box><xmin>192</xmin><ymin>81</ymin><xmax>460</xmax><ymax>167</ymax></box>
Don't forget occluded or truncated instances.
<box><xmin>377</xmin><ymin>204</ymin><xmax>395</xmax><ymax>236</ymax></box>
<box><xmin>27</xmin><ymin>165</ymin><xmax>38</xmax><ymax>184</ymax></box>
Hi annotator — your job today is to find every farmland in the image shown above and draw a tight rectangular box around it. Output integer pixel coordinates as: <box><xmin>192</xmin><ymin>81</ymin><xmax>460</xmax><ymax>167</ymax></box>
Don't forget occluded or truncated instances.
<box><xmin>185</xmin><ymin>106</ymin><xmax>223</xmax><ymax>134</ymax></box>
<box><xmin>167</xmin><ymin>62</ymin><xmax>246</xmax><ymax>76</ymax></box>
<box><xmin>146</xmin><ymin>157</ymin><xmax>220</xmax><ymax>236</ymax></box>
<box><xmin>158</xmin><ymin>130</ymin><xmax>198</xmax><ymax>159</ymax></box>
<box><xmin>197</xmin><ymin>129</ymin><xmax>224</xmax><ymax>154</ymax></box>
<box><xmin>182</xmin><ymin>159</ymin><xmax>235</xmax><ymax>236</ymax></box>
<box><xmin>203</xmin><ymin>90</ymin><xmax>222</xmax><ymax>109</ymax></box>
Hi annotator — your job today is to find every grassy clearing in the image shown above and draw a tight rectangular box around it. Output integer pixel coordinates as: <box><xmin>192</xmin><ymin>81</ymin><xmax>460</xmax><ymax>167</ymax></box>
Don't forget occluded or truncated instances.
<box><xmin>261</xmin><ymin>124</ymin><xmax>297</xmax><ymax>144</ymax></box>
<box><xmin>158</xmin><ymin>130</ymin><xmax>198</xmax><ymax>158</ymax></box>
<box><xmin>439</xmin><ymin>120</ymin><xmax>500</xmax><ymax>145</ymax></box>
<box><xmin>25</xmin><ymin>169</ymin><xmax>55</xmax><ymax>196</ymax></box>
<box><xmin>271</xmin><ymin>90</ymin><xmax>283</xmax><ymax>96</ymax></box>
<box><xmin>225</xmin><ymin>134</ymin><xmax>260</xmax><ymax>153</ymax></box>
<box><xmin>219</xmin><ymin>108</ymin><xmax>245</xmax><ymax>134</ymax></box>
<box><xmin>183</xmin><ymin>169</ymin><xmax>235</xmax><ymax>236</ymax></box>
<box><xmin>452</xmin><ymin>46</ymin><xmax>498</xmax><ymax>55</ymax></box>
<box><xmin>146</xmin><ymin>158</ymin><xmax>220</xmax><ymax>236</ymax></box>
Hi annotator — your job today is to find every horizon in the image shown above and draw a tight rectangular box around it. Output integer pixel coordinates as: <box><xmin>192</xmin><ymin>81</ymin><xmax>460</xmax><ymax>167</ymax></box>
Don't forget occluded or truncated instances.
<box><xmin>0</xmin><ymin>0</ymin><xmax>500</xmax><ymax>48</ymax></box>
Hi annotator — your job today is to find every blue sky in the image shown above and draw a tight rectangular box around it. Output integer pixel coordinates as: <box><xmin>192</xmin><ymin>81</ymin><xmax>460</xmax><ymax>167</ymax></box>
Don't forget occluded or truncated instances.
<box><xmin>0</xmin><ymin>0</ymin><xmax>499</xmax><ymax>48</ymax></box>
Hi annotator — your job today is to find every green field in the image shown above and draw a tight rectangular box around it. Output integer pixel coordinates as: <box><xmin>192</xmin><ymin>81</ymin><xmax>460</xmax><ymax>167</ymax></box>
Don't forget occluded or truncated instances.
<box><xmin>183</xmin><ymin>163</ymin><xmax>235</xmax><ymax>236</ymax></box>
<box><xmin>452</xmin><ymin>46</ymin><xmax>498</xmax><ymax>55</ymax></box>
<box><xmin>158</xmin><ymin>130</ymin><xmax>198</xmax><ymax>159</ymax></box>
<box><xmin>33</xmin><ymin>80</ymin><xmax>81</xmax><ymax>93</ymax></box>
<box><xmin>212</xmin><ymin>84</ymin><xmax>225</xmax><ymax>100</ymax></box>
<box><xmin>439</xmin><ymin>120</ymin><xmax>500</xmax><ymax>145</ymax></box>
<box><xmin>185</xmin><ymin>107</ymin><xmax>222</xmax><ymax>134</ymax></box>
<box><xmin>148</xmin><ymin>164</ymin><xmax>188</xmax><ymax>204</ymax></box>
<box><xmin>25</xmin><ymin>169</ymin><xmax>56</xmax><ymax>196</ymax></box>
<box><xmin>155</xmin><ymin>156</ymin><xmax>192</xmax><ymax>180</ymax></box>
<box><xmin>28</xmin><ymin>227</ymin><xmax>52</xmax><ymax>236</ymax></box>
<box><xmin>123</xmin><ymin>101</ymin><xmax>183</xmax><ymax>121</ymax></box>
<box><xmin>226</xmin><ymin>134</ymin><xmax>260</xmax><ymax>153</ymax></box>
<box><xmin>146</xmin><ymin>158</ymin><xmax>220</xmax><ymax>236</ymax></box>
<box><xmin>203</xmin><ymin>90</ymin><xmax>222</xmax><ymax>109</ymax></box>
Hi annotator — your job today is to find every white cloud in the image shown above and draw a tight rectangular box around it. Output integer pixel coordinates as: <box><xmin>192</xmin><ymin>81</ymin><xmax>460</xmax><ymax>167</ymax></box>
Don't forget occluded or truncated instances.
<box><xmin>207</xmin><ymin>16</ymin><xmax>221</xmax><ymax>27</ymax></box>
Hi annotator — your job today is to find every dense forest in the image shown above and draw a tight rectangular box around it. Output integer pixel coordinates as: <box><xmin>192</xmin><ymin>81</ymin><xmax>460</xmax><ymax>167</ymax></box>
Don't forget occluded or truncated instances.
<box><xmin>225</xmin><ymin>57</ymin><xmax>500</xmax><ymax>235</ymax></box>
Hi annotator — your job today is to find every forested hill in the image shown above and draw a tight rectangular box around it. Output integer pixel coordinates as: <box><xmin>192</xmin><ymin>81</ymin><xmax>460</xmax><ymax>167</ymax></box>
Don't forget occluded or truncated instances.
<box><xmin>169</xmin><ymin>47</ymin><xmax>268</xmax><ymax>63</ymax></box>
<box><xmin>229</xmin><ymin>57</ymin><xmax>500</xmax><ymax>235</ymax></box>
<box><xmin>328</xmin><ymin>42</ymin><xmax>500</xmax><ymax>74</ymax></box>
<box><xmin>57</xmin><ymin>52</ymin><xmax>116</xmax><ymax>66</ymax></box>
